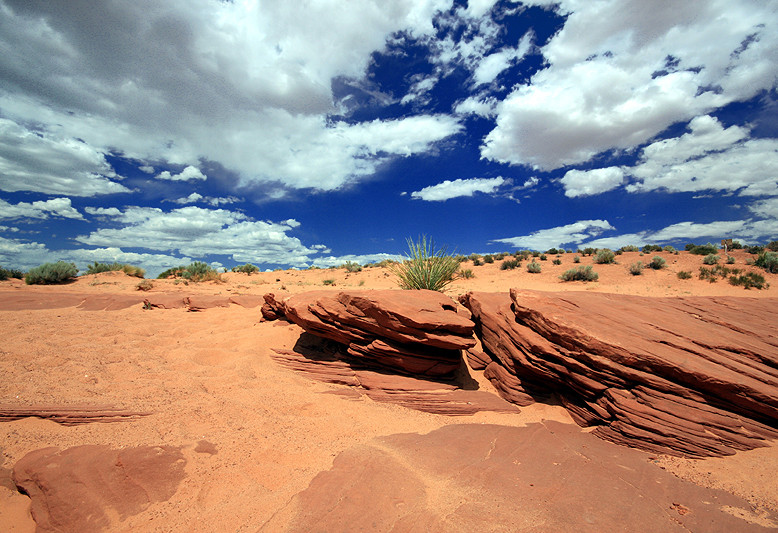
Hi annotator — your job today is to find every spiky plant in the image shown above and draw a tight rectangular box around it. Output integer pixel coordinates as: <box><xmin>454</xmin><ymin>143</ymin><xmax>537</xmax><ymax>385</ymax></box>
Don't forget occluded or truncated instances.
<box><xmin>388</xmin><ymin>236</ymin><xmax>460</xmax><ymax>292</ymax></box>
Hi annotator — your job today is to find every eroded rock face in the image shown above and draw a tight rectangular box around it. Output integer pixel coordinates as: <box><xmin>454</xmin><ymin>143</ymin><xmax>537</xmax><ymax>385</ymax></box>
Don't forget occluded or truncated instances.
<box><xmin>13</xmin><ymin>445</ymin><xmax>186</xmax><ymax>532</ymax></box>
<box><xmin>278</xmin><ymin>290</ymin><xmax>476</xmax><ymax>378</ymax></box>
<box><xmin>460</xmin><ymin>290</ymin><xmax>778</xmax><ymax>458</ymax></box>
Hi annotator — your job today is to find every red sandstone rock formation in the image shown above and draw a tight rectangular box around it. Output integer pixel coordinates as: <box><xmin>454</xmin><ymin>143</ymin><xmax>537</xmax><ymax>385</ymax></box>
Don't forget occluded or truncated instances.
<box><xmin>460</xmin><ymin>290</ymin><xmax>778</xmax><ymax>457</ymax></box>
<box><xmin>277</xmin><ymin>290</ymin><xmax>476</xmax><ymax>378</ymax></box>
<box><xmin>13</xmin><ymin>445</ymin><xmax>186</xmax><ymax>532</ymax></box>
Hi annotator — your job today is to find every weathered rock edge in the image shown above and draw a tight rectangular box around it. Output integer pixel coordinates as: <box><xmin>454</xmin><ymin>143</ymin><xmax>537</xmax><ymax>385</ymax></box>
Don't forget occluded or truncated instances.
<box><xmin>460</xmin><ymin>290</ymin><xmax>778</xmax><ymax>457</ymax></box>
<box><xmin>266</xmin><ymin>290</ymin><xmax>476</xmax><ymax>378</ymax></box>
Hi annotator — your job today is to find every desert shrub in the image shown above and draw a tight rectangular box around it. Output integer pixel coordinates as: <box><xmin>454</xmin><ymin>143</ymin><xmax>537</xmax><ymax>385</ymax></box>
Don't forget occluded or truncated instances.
<box><xmin>702</xmin><ymin>254</ymin><xmax>719</xmax><ymax>265</ymax></box>
<box><xmin>495</xmin><ymin>252</ymin><xmax>509</xmax><ymax>260</ymax></box>
<box><xmin>614</xmin><ymin>249</ymin><xmax>622</xmax><ymax>255</ymax></box>
<box><xmin>688</xmin><ymin>243</ymin><xmax>719</xmax><ymax>255</ymax></box>
<box><xmin>745</xmin><ymin>245</ymin><xmax>764</xmax><ymax>254</ymax></box>
<box><xmin>642</xmin><ymin>244</ymin><xmax>662</xmax><ymax>253</ymax></box>
<box><xmin>648</xmin><ymin>256</ymin><xmax>666</xmax><ymax>270</ymax></box>
<box><xmin>468</xmin><ymin>253</ymin><xmax>481</xmax><ymax>262</ymax></box>
<box><xmin>472</xmin><ymin>257</ymin><xmax>483</xmax><ymax>266</ymax></box>
<box><xmin>323</xmin><ymin>279</ymin><xmax>335</xmax><ymax>286</ymax></box>
<box><xmin>344</xmin><ymin>261</ymin><xmax>362</xmax><ymax>273</ymax></box>
<box><xmin>232</xmin><ymin>263</ymin><xmax>259</xmax><ymax>274</ymax></box>
<box><xmin>0</xmin><ymin>266</ymin><xmax>24</xmax><ymax>280</ymax></box>
<box><xmin>662</xmin><ymin>245</ymin><xmax>676</xmax><ymax>253</ymax></box>
<box><xmin>516</xmin><ymin>250</ymin><xmax>531</xmax><ymax>260</ymax></box>
<box><xmin>527</xmin><ymin>261</ymin><xmax>542</xmax><ymax>273</ymax></box>
<box><xmin>459</xmin><ymin>268</ymin><xmax>475</xmax><ymax>279</ymax></box>
<box><xmin>545</xmin><ymin>248</ymin><xmax>561</xmax><ymax>255</ymax></box>
<box><xmin>581</xmin><ymin>247</ymin><xmax>596</xmax><ymax>256</ymax></box>
<box><xmin>538</xmin><ymin>254</ymin><xmax>547</xmax><ymax>261</ymax></box>
<box><xmin>729</xmin><ymin>272</ymin><xmax>769</xmax><ymax>290</ymax></box>
<box><xmin>620</xmin><ymin>245</ymin><xmax>640</xmax><ymax>252</ymax></box>
<box><xmin>698</xmin><ymin>265</ymin><xmax>739</xmax><ymax>283</ymax></box>
<box><xmin>552</xmin><ymin>258</ymin><xmax>562</xmax><ymax>265</ymax></box>
<box><xmin>593</xmin><ymin>249</ymin><xmax>616</xmax><ymax>264</ymax></box>
<box><xmin>136</xmin><ymin>280</ymin><xmax>154</xmax><ymax>291</ymax></box>
<box><xmin>158</xmin><ymin>266</ymin><xmax>186</xmax><ymax>279</ymax></box>
<box><xmin>766</xmin><ymin>241</ymin><xmax>778</xmax><ymax>252</ymax></box>
<box><xmin>726</xmin><ymin>255</ymin><xmax>735</xmax><ymax>264</ymax></box>
<box><xmin>367</xmin><ymin>259</ymin><xmax>397</xmax><ymax>268</ymax></box>
<box><xmin>160</xmin><ymin>262</ymin><xmax>222</xmax><ymax>282</ymax></box>
<box><xmin>628</xmin><ymin>262</ymin><xmax>644</xmax><ymax>275</ymax></box>
<box><xmin>388</xmin><ymin>236</ymin><xmax>460</xmax><ymax>292</ymax></box>
<box><xmin>85</xmin><ymin>261</ymin><xmax>145</xmax><ymax>278</ymax></box>
<box><xmin>754</xmin><ymin>251</ymin><xmax>778</xmax><ymax>273</ymax></box>
<box><xmin>483</xmin><ymin>255</ymin><xmax>494</xmax><ymax>264</ymax></box>
<box><xmin>677</xmin><ymin>270</ymin><xmax>692</xmax><ymax>280</ymax></box>
<box><xmin>453</xmin><ymin>255</ymin><xmax>466</xmax><ymax>263</ymax></box>
<box><xmin>560</xmin><ymin>266</ymin><xmax>598</xmax><ymax>282</ymax></box>
<box><xmin>573</xmin><ymin>256</ymin><xmax>580</xmax><ymax>263</ymax></box>
<box><xmin>25</xmin><ymin>261</ymin><xmax>78</xmax><ymax>285</ymax></box>
<box><xmin>500</xmin><ymin>258</ymin><xmax>520</xmax><ymax>270</ymax></box>
<box><xmin>730</xmin><ymin>241</ymin><xmax>743</xmax><ymax>249</ymax></box>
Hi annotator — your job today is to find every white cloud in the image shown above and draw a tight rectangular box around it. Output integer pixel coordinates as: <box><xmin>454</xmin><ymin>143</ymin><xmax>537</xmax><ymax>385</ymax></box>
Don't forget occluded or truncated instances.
<box><xmin>0</xmin><ymin>197</ymin><xmax>84</xmax><ymax>220</ymax></box>
<box><xmin>493</xmin><ymin>219</ymin><xmax>614</xmax><ymax>249</ymax></box>
<box><xmin>411</xmin><ymin>176</ymin><xmax>505</xmax><ymax>201</ymax></box>
<box><xmin>0</xmin><ymin>1</ymin><xmax>459</xmax><ymax>193</ymax></box>
<box><xmin>750</xmin><ymin>197</ymin><xmax>778</xmax><ymax>219</ymax></box>
<box><xmin>626</xmin><ymin>116</ymin><xmax>778</xmax><ymax>196</ymax></box>
<box><xmin>0</xmin><ymin>118</ymin><xmax>130</xmax><ymax>196</ymax></box>
<box><xmin>310</xmin><ymin>253</ymin><xmax>402</xmax><ymax>268</ymax></box>
<box><xmin>85</xmin><ymin>206</ymin><xmax>122</xmax><ymax>216</ymax></box>
<box><xmin>472</xmin><ymin>34</ymin><xmax>532</xmax><ymax>86</ymax></box>
<box><xmin>582</xmin><ymin>218</ymin><xmax>778</xmax><ymax>249</ymax></box>
<box><xmin>75</xmin><ymin>205</ymin><xmax>322</xmax><ymax>267</ymax></box>
<box><xmin>454</xmin><ymin>95</ymin><xmax>498</xmax><ymax>117</ymax></box>
<box><xmin>560</xmin><ymin>167</ymin><xmax>624</xmax><ymax>197</ymax></box>
<box><xmin>156</xmin><ymin>166</ymin><xmax>207</xmax><ymax>181</ymax></box>
<box><xmin>482</xmin><ymin>0</ymin><xmax>778</xmax><ymax>169</ymax></box>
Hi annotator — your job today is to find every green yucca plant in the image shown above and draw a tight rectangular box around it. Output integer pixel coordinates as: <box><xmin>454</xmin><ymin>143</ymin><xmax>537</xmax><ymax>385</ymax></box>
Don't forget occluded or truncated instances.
<box><xmin>389</xmin><ymin>236</ymin><xmax>460</xmax><ymax>292</ymax></box>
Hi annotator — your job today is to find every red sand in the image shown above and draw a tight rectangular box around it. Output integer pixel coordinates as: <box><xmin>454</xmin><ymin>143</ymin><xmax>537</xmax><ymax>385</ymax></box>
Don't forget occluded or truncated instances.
<box><xmin>0</xmin><ymin>250</ymin><xmax>776</xmax><ymax>531</ymax></box>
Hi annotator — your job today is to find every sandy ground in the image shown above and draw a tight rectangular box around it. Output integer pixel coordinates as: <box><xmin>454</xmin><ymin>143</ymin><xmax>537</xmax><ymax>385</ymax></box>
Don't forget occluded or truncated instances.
<box><xmin>0</xmin><ymin>249</ymin><xmax>776</xmax><ymax>531</ymax></box>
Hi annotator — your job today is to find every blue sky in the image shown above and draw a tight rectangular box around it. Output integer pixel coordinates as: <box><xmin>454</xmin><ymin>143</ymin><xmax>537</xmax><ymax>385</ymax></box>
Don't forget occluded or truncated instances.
<box><xmin>1</xmin><ymin>0</ymin><xmax>777</xmax><ymax>277</ymax></box>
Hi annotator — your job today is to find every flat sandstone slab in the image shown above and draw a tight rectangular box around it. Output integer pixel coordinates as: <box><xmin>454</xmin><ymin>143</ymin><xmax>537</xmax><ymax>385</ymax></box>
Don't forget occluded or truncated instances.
<box><xmin>267</xmin><ymin>422</ymin><xmax>777</xmax><ymax>532</ymax></box>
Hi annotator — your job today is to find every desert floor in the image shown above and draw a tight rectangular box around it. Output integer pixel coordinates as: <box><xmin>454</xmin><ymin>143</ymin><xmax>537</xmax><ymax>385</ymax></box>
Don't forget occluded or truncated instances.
<box><xmin>1</xmin><ymin>249</ymin><xmax>777</xmax><ymax>531</ymax></box>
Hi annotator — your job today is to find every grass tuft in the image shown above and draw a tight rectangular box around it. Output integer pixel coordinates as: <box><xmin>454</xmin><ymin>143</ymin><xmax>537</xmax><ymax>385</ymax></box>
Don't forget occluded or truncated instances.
<box><xmin>388</xmin><ymin>236</ymin><xmax>460</xmax><ymax>292</ymax></box>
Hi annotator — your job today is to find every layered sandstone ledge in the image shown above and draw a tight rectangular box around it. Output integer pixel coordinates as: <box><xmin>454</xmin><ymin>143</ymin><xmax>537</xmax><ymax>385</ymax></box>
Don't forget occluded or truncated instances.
<box><xmin>460</xmin><ymin>290</ymin><xmax>778</xmax><ymax>457</ymax></box>
<box><xmin>264</xmin><ymin>288</ymin><xmax>778</xmax><ymax>457</ymax></box>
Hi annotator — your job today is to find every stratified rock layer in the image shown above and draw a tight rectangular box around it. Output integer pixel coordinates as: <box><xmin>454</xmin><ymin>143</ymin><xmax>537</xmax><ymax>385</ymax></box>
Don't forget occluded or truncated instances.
<box><xmin>460</xmin><ymin>290</ymin><xmax>778</xmax><ymax>457</ymax></box>
<box><xmin>13</xmin><ymin>445</ymin><xmax>186</xmax><ymax>533</ymax></box>
<box><xmin>280</xmin><ymin>290</ymin><xmax>476</xmax><ymax>378</ymax></box>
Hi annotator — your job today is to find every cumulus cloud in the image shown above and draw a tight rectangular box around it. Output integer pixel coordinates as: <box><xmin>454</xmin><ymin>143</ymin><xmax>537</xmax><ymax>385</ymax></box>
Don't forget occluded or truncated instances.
<box><xmin>0</xmin><ymin>118</ymin><xmax>130</xmax><ymax>196</ymax></box>
<box><xmin>0</xmin><ymin>197</ymin><xmax>84</xmax><ymax>220</ymax></box>
<box><xmin>560</xmin><ymin>167</ymin><xmax>624</xmax><ymax>197</ymax></box>
<box><xmin>85</xmin><ymin>207</ymin><xmax>122</xmax><ymax>216</ymax></box>
<box><xmin>492</xmin><ymin>219</ymin><xmax>614</xmax><ymax>249</ymax></box>
<box><xmin>75</xmin><ymin>205</ymin><xmax>322</xmax><ymax>267</ymax></box>
<box><xmin>472</xmin><ymin>34</ymin><xmax>532</xmax><ymax>86</ymax></box>
<box><xmin>582</xmin><ymin>218</ymin><xmax>778</xmax><ymax>249</ymax></box>
<box><xmin>482</xmin><ymin>0</ymin><xmax>778</xmax><ymax>169</ymax></box>
<box><xmin>410</xmin><ymin>176</ymin><xmax>505</xmax><ymax>201</ymax></box>
<box><xmin>0</xmin><ymin>1</ymin><xmax>459</xmax><ymax>193</ymax></box>
<box><xmin>626</xmin><ymin>116</ymin><xmax>778</xmax><ymax>196</ymax></box>
<box><xmin>156</xmin><ymin>166</ymin><xmax>207</xmax><ymax>181</ymax></box>
<box><xmin>310</xmin><ymin>252</ymin><xmax>401</xmax><ymax>268</ymax></box>
<box><xmin>171</xmin><ymin>193</ymin><xmax>242</xmax><ymax>207</ymax></box>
